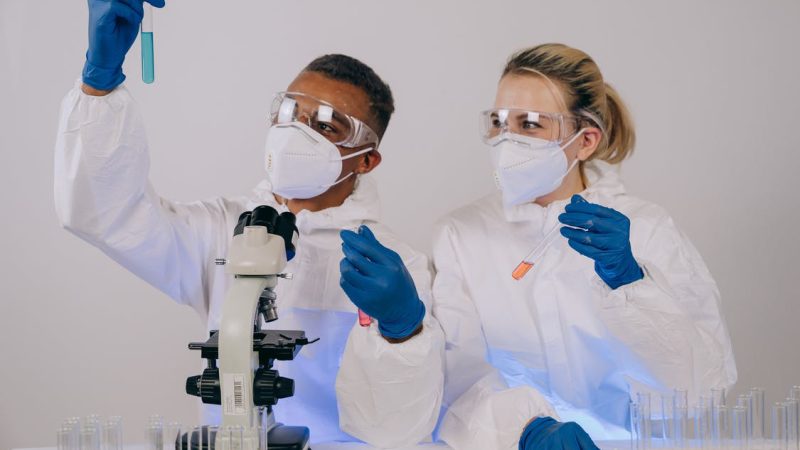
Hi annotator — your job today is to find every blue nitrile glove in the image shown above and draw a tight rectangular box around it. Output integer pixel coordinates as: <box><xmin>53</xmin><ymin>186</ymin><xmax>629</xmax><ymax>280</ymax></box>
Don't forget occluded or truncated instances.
<box><xmin>520</xmin><ymin>417</ymin><xmax>600</xmax><ymax>450</ymax></box>
<box><xmin>83</xmin><ymin>0</ymin><xmax>165</xmax><ymax>90</ymax></box>
<box><xmin>340</xmin><ymin>225</ymin><xmax>426</xmax><ymax>339</ymax></box>
<box><xmin>558</xmin><ymin>194</ymin><xmax>644</xmax><ymax>289</ymax></box>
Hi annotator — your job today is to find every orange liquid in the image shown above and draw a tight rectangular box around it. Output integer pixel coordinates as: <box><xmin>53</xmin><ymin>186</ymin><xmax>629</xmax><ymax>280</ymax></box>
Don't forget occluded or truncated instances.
<box><xmin>358</xmin><ymin>309</ymin><xmax>372</xmax><ymax>327</ymax></box>
<box><xmin>512</xmin><ymin>261</ymin><xmax>534</xmax><ymax>280</ymax></box>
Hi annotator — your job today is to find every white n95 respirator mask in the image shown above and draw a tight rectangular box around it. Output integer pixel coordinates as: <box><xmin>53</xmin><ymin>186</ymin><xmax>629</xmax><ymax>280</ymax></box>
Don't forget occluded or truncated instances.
<box><xmin>264</xmin><ymin>122</ymin><xmax>373</xmax><ymax>200</ymax></box>
<box><xmin>489</xmin><ymin>130</ymin><xmax>585</xmax><ymax>206</ymax></box>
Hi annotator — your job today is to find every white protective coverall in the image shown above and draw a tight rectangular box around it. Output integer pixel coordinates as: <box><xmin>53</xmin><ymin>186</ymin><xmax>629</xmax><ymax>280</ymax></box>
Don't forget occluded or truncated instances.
<box><xmin>53</xmin><ymin>81</ymin><xmax>445</xmax><ymax>448</ymax></box>
<box><xmin>433</xmin><ymin>160</ymin><xmax>736</xmax><ymax>449</ymax></box>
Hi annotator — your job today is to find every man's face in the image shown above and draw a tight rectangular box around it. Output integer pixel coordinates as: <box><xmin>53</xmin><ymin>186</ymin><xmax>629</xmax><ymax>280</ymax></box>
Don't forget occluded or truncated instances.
<box><xmin>285</xmin><ymin>72</ymin><xmax>378</xmax><ymax>179</ymax></box>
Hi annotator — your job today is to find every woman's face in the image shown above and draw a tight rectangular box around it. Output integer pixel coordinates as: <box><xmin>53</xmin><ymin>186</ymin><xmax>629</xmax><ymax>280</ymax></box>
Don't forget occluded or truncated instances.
<box><xmin>493</xmin><ymin>73</ymin><xmax>595</xmax><ymax>163</ymax></box>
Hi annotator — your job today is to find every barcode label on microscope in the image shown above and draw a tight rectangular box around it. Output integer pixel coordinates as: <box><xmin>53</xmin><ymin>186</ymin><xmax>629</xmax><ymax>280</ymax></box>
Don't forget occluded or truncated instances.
<box><xmin>234</xmin><ymin>380</ymin><xmax>243</xmax><ymax>406</ymax></box>
<box><xmin>223</xmin><ymin>373</ymin><xmax>247</xmax><ymax>415</ymax></box>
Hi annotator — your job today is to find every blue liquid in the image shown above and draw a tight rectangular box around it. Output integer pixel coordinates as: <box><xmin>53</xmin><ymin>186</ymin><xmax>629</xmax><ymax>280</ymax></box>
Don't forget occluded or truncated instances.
<box><xmin>141</xmin><ymin>32</ymin><xmax>154</xmax><ymax>84</ymax></box>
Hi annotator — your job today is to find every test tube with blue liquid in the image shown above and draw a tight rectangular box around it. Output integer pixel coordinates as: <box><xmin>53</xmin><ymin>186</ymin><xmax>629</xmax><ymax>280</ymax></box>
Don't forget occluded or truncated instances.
<box><xmin>141</xmin><ymin>4</ymin><xmax>154</xmax><ymax>84</ymax></box>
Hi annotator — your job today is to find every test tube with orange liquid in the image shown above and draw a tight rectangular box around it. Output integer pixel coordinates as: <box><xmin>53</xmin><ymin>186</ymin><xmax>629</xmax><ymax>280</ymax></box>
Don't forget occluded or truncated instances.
<box><xmin>358</xmin><ymin>309</ymin><xmax>372</xmax><ymax>327</ymax></box>
<box><xmin>342</xmin><ymin>223</ymin><xmax>374</xmax><ymax>327</ymax></box>
<box><xmin>512</xmin><ymin>225</ymin><xmax>563</xmax><ymax>280</ymax></box>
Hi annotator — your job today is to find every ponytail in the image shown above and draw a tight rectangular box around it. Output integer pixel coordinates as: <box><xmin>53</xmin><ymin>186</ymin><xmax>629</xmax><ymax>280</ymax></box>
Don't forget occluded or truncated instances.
<box><xmin>597</xmin><ymin>82</ymin><xmax>636</xmax><ymax>164</ymax></box>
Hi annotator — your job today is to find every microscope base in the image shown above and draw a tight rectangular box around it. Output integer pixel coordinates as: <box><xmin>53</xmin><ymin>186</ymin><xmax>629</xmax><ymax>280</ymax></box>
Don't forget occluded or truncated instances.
<box><xmin>265</xmin><ymin>425</ymin><xmax>310</xmax><ymax>450</ymax></box>
<box><xmin>179</xmin><ymin>424</ymin><xmax>310</xmax><ymax>450</ymax></box>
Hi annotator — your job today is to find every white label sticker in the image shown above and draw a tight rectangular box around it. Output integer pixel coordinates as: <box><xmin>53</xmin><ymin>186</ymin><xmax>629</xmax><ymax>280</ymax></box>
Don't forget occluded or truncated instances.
<box><xmin>223</xmin><ymin>373</ymin><xmax>248</xmax><ymax>416</ymax></box>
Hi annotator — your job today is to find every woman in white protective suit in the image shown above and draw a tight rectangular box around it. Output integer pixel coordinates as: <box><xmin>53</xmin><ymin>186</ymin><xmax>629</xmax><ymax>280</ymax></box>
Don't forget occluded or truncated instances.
<box><xmin>433</xmin><ymin>43</ymin><xmax>737</xmax><ymax>450</ymax></box>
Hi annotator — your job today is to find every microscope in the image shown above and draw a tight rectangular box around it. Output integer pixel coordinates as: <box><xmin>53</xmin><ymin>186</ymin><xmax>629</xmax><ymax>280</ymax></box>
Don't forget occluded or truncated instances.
<box><xmin>183</xmin><ymin>206</ymin><xmax>316</xmax><ymax>450</ymax></box>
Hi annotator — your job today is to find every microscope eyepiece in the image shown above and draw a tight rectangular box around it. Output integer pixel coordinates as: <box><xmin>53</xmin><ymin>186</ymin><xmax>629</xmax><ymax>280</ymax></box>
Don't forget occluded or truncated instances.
<box><xmin>233</xmin><ymin>211</ymin><xmax>252</xmax><ymax>236</ymax></box>
<box><xmin>238</xmin><ymin>207</ymin><xmax>298</xmax><ymax>261</ymax></box>
<box><xmin>275</xmin><ymin>212</ymin><xmax>298</xmax><ymax>261</ymax></box>
<box><xmin>250</xmin><ymin>205</ymin><xmax>279</xmax><ymax>232</ymax></box>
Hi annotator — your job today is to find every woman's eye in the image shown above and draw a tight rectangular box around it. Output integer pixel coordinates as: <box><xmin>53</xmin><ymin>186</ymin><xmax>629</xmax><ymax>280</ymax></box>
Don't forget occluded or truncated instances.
<box><xmin>522</xmin><ymin>121</ymin><xmax>541</xmax><ymax>130</ymax></box>
<box><xmin>491</xmin><ymin>119</ymin><xmax>503</xmax><ymax>128</ymax></box>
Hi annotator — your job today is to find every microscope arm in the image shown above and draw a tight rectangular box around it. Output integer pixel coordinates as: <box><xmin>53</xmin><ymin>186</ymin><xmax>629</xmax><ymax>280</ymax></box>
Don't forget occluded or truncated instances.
<box><xmin>217</xmin><ymin>225</ymin><xmax>287</xmax><ymax>449</ymax></box>
<box><xmin>218</xmin><ymin>275</ymin><xmax>272</xmax><ymax>427</ymax></box>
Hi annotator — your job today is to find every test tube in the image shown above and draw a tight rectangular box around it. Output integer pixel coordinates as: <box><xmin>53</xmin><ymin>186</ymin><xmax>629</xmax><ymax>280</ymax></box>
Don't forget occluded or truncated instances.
<box><xmin>207</xmin><ymin>426</ymin><xmax>217</xmax><ymax>450</ymax></box>
<box><xmin>189</xmin><ymin>426</ymin><xmax>204</xmax><ymax>450</ymax></box>
<box><xmin>358</xmin><ymin>309</ymin><xmax>372</xmax><ymax>327</ymax></box>
<box><xmin>774</xmin><ymin>402</ymin><xmax>789</xmax><ymax>450</ymax></box>
<box><xmin>738</xmin><ymin>394</ymin><xmax>754</xmax><ymax>442</ymax></box>
<box><xmin>631</xmin><ymin>401</ymin><xmax>641</xmax><ymax>450</ymax></box>
<box><xmin>789</xmin><ymin>389</ymin><xmax>800</xmax><ymax>450</ymax></box>
<box><xmin>711</xmin><ymin>388</ymin><xmax>727</xmax><ymax>415</ymax></box>
<box><xmin>219</xmin><ymin>425</ymin><xmax>244</xmax><ymax>450</ymax></box>
<box><xmin>790</xmin><ymin>386</ymin><xmax>800</xmax><ymax>403</ymax></box>
<box><xmin>710</xmin><ymin>389</ymin><xmax>727</xmax><ymax>448</ymax></box>
<box><xmin>189</xmin><ymin>425</ymin><xmax>216</xmax><ymax>450</ymax></box>
<box><xmin>65</xmin><ymin>417</ymin><xmax>80</xmax><ymax>430</ymax></box>
<box><xmin>731</xmin><ymin>406</ymin><xmax>749</xmax><ymax>450</ymax></box>
<box><xmin>61</xmin><ymin>418</ymin><xmax>80</xmax><ymax>450</ymax></box>
<box><xmin>70</xmin><ymin>419</ymin><xmax>81</xmax><ymax>450</ymax></box>
<box><xmin>85</xmin><ymin>415</ymin><xmax>103</xmax><ymax>446</ymax></box>
<box><xmin>141</xmin><ymin>3</ymin><xmax>155</xmax><ymax>84</ymax></box>
<box><xmin>662</xmin><ymin>393</ymin><xmax>675</xmax><ymax>445</ymax></box>
<box><xmin>674</xmin><ymin>389</ymin><xmax>690</xmax><ymax>449</ymax></box>
<box><xmin>637</xmin><ymin>393</ymin><xmax>653</xmax><ymax>449</ymax></box>
<box><xmin>259</xmin><ymin>424</ymin><xmax>268</xmax><ymax>450</ymax></box>
<box><xmin>80</xmin><ymin>424</ymin><xmax>101</xmax><ymax>450</ymax></box>
<box><xmin>219</xmin><ymin>426</ymin><xmax>230</xmax><ymax>450</ymax></box>
<box><xmin>512</xmin><ymin>225</ymin><xmax>562</xmax><ymax>280</ymax></box>
<box><xmin>57</xmin><ymin>425</ymin><xmax>76</xmax><ymax>450</ymax></box>
<box><xmin>146</xmin><ymin>424</ymin><xmax>163</xmax><ymax>450</ymax></box>
<box><xmin>104</xmin><ymin>416</ymin><xmax>123</xmax><ymax>450</ymax></box>
<box><xmin>166</xmin><ymin>422</ymin><xmax>182</xmax><ymax>450</ymax></box>
<box><xmin>177</xmin><ymin>428</ymin><xmax>187</xmax><ymax>450</ymax></box>
<box><xmin>751</xmin><ymin>388</ymin><xmax>766</xmax><ymax>441</ymax></box>
<box><xmin>676</xmin><ymin>408</ymin><xmax>690</xmax><ymax>448</ymax></box>
<box><xmin>784</xmin><ymin>399</ymin><xmax>799</xmax><ymax>450</ymax></box>
<box><xmin>712</xmin><ymin>405</ymin><xmax>729</xmax><ymax>449</ymax></box>
<box><xmin>56</xmin><ymin>426</ymin><xmax>68</xmax><ymax>450</ymax></box>
<box><xmin>146</xmin><ymin>415</ymin><xmax>164</xmax><ymax>450</ymax></box>
<box><xmin>695</xmin><ymin>396</ymin><xmax>712</xmax><ymax>449</ymax></box>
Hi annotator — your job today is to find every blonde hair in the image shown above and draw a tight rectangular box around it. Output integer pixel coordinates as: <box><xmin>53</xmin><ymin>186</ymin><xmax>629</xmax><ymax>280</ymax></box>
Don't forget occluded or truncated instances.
<box><xmin>503</xmin><ymin>43</ymin><xmax>636</xmax><ymax>164</ymax></box>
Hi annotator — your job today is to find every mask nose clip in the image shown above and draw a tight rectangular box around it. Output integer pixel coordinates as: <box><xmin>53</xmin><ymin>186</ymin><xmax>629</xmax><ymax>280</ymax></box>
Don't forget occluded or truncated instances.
<box><xmin>275</xmin><ymin>122</ymin><xmax>321</xmax><ymax>145</ymax></box>
<box><xmin>492</xmin><ymin>131</ymin><xmax>533</xmax><ymax>149</ymax></box>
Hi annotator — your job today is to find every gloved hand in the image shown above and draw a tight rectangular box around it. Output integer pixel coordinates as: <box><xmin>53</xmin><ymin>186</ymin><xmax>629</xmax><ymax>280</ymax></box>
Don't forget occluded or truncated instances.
<box><xmin>558</xmin><ymin>194</ymin><xmax>644</xmax><ymax>289</ymax></box>
<box><xmin>340</xmin><ymin>225</ymin><xmax>426</xmax><ymax>339</ymax></box>
<box><xmin>520</xmin><ymin>417</ymin><xmax>599</xmax><ymax>450</ymax></box>
<box><xmin>83</xmin><ymin>0</ymin><xmax>166</xmax><ymax>91</ymax></box>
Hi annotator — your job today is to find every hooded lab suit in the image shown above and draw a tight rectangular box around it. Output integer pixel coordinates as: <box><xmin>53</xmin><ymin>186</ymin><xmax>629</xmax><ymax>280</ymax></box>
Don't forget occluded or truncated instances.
<box><xmin>53</xmin><ymin>81</ymin><xmax>445</xmax><ymax>448</ymax></box>
<box><xmin>433</xmin><ymin>161</ymin><xmax>737</xmax><ymax>449</ymax></box>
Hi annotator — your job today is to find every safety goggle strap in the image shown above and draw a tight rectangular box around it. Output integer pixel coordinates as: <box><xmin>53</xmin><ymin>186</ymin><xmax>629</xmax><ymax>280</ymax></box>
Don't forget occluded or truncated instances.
<box><xmin>335</xmin><ymin>147</ymin><xmax>374</xmax><ymax>161</ymax></box>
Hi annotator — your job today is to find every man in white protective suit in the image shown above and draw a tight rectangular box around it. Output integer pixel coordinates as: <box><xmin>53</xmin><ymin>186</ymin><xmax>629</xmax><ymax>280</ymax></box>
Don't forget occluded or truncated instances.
<box><xmin>54</xmin><ymin>1</ymin><xmax>444</xmax><ymax>447</ymax></box>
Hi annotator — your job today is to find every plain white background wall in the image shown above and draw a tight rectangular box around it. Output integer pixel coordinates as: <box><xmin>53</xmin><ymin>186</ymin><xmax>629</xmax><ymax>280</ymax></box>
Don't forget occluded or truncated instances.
<box><xmin>2</xmin><ymin>0</ymin><xmax>799</xmax><ymax>448</ymax></box>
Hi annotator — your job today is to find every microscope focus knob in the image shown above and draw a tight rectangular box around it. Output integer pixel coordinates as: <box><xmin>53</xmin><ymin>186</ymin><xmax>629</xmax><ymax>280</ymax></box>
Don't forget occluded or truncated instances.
<box><xmin>185</xmin><ymin>368</ymin><xmax>221</xmax><ymax>405</ymax></box>
<box><xmin>253</xmin><ymin>368</ymin><xmax>294</xmax><ymax>407</ymax></box>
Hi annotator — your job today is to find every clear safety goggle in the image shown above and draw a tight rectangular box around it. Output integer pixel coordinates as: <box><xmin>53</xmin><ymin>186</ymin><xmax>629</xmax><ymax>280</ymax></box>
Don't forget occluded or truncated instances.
<box><xmin>269</xmin><ymin>91</ymin><xmax>380</xmax><ymax>149</ymax></box>
<box><xmin>479</xmin><ymin>108</ymin><xmax>582</xmax><ymax>146</ymax></box>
